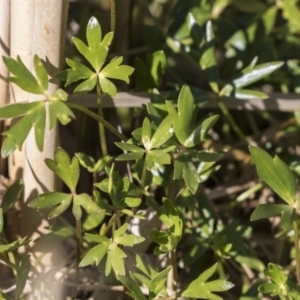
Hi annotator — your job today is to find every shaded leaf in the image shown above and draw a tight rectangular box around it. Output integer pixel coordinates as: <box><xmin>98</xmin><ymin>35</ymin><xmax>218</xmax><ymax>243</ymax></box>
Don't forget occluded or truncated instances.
<box><xmin>117</xmin><ymin>275</ymin><xmax>147</xmax><ymax>300</ymax></box>
<box><xmin>2</xmin><ymin>179</ymin><xmax>23</xmax><ymax>213</ymax></box>
<box><xmin>15</xmin><ymin>255</ymin><xmax>30</xmax><ymax>299</ymax></box>
<box><xmin>251</xmin><ymin>204</ymin><xmax>293</xmax><ymax>230</ymax></box>
<box><xmin>149</xmin><ymin>267</ymin><xmax>171</xmax><ymax>299</ymax></box>
<box><xmin>0</xmin><ymin>209</ymin><xmax>3</xmax><ymax>234</ymax></box>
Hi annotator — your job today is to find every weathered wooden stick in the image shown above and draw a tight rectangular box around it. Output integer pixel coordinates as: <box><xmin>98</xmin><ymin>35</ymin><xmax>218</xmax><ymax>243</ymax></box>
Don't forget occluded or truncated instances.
<box><xmin>69</xmin><ymin>92</ymin><xmax>300</xmax><ymax>112</ymax></box>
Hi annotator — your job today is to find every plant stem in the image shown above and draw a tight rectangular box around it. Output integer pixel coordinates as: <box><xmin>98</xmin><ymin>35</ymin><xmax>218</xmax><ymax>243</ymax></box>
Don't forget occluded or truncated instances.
<box><xmin>71</xmin><ymin>219</ymin><xmax>82</xmax><ymax>300</ymax></box>
<box><xmin>140</xmin><ymin>160</ymin><xmax>147</xmax><ymax>190</ymax></box>
<box><xmin>293</xmin><ymin>210</ymin><xmax>300</xmax><ymax>283</ymax></box>
<box><xmin>66</xmin><ymin>102</ymin><xmax>127</xmax><ymax>142</ymax></box>
<box><xmin>167</xmin><ymin>249</ymin><xmax>178</xmax><ymax>297</ymax></box>
<box><xmin>110</xmin><ymin>0</ymin><xmax>116</xmax><ymax>33</ymax></box>
<box><xmin>217</xmin><ymin>97</ymin><xmax>249</xmax><ymax>145</ymax></box>
<box><xmin>96</xmin><ymin>80</ymin><xmax>108</xmax><ymax>157</ymax></box>
<box><xmin>113</xmin><ymin>205</ymin><xmax>122</xmax><ymax>229</ymax></box>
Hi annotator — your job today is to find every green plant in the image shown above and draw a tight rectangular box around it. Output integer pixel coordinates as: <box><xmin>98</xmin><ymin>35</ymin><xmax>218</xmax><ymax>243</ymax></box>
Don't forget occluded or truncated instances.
<box><xmin>0</xmin><ymin>16</ymin><xmax>234</xmax><ymax>299</ymax></box>
<box><xmin>0</xmin><ymin>4</ymin><xmax>297</xmax><ymax>299</ymax></box>
<box><xmin>250</xmin><ymin>146</ymin><xmax>300</xmax><ymax>299</ymax></box>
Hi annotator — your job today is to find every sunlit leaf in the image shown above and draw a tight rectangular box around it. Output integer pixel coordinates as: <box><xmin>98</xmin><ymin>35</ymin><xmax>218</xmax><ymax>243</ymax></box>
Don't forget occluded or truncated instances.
<box><xmin>0</xmin><ymin>237</ymin><xmax>29</xmax><ymax>252</ymax></box>
<box><xmin>249</xmin><ymin>146</ymin><xmax>296</xmax><ymax>205</ymax></box>
<box><xmin>45</xmin><ymin>148</ymin><xmax>79</xmax><ymax>192</ymax></box>
<box><xmin>29</xmin><ymin>193</ymin><xmax>66</xmax><ymax>211</ymax></box>
<box><xmin>106</xmin><ymin>243</ymin><xmax>127</xmax><ymax>276</ymax></box>
<box><xmin>181</xmin><ymin>263</ymin><xmax>234</xmax><ymax>299</ymax></box>
<box><xmin>116</xmin><ymin>235</ymin><xmax>145</xmax><ymax>247</ymax></box>
<box><xmin>200</xmin><ymin>20</ymin><xmax>219</xmax><ymax>93</ymax></box>
<box><xmin>79</xmin><ymin>243</ymin><xmax>109</xmax><ymax>267</ymax></box>
<box><xmin>33</xmin><ymin>55</ymin><xmax>48</xmax><ymax>92</ymax></box>
<box><xmin>233</xmin><ymin>62</ymin><xmax>284</xmax><ymax>89</ymax></box>
<box><xmin>3</xmin><ymin>56</ymin><xmax>46</xmax><ymax>94</ymax></box>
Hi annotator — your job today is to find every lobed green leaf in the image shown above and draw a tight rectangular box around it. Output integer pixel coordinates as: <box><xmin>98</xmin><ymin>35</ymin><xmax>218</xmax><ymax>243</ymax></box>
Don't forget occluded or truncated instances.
<box><xmin>45</xmin><ymin>148</ymin><xmax>80</xmax><ymax>192</ymax></box>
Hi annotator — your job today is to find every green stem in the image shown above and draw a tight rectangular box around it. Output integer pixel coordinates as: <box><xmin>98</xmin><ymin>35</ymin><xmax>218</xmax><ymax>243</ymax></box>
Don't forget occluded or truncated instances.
<box><xmin>167</xmin><ymin>249</ymin><xmax>178</xmax><ymax>297</ymax></box>
<box><xmin>293</xmin><ymin>210</ymin><xmax>300</xmax><ymax>283</ymax></box>
<box><xmin>113</xmin><ymin>205</ymin><xmax>122</xmax><ymax>229</ymax></box>
<box><xmin>71</xmin><ymin>219</ymin><xmax>82</xmax><ymax>300</ymax></box>
<box><xmin>140</xmin><ymin>160</ymin><xmax>147</xmax><ymax>190</ymax></box>
<box><xmin>66</xmin><ymin>102</ymin><xmax>127</xmax><ymax>142</ymax></box>
<box><xmin>217</xmin><ymin>97</ymin><xmax>249</xmax><ymax>145</ymax></box>
<box><xmin>96</xmin><ymin>80</ymin><xmax>108</xmax><ymax>157</ymax></box>
<box><xmin>110</xmin><ymin>0</ymin><xmax>116</xmax><ymax>33</ymax></box>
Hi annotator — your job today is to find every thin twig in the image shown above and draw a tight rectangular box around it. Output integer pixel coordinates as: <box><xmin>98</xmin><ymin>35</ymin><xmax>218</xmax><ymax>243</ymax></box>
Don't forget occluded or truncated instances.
<box><xmin>96</xmin><ymin>80</ymin><xmax>108</xmax><ymax>157</ymax></box>
<box><xmin>293</xmin><ymin>210</ymin><xmax>300</xmax><ymax>283</ymax></box>
<box><xmin>71</xmin><ymin>219</ymin><xmax>82</xmax><ymax>300</ymax></box>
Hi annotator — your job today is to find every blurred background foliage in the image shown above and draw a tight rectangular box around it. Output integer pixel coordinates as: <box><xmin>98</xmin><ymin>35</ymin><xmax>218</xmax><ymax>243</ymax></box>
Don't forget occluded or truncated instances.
<box><xmin>68</xmin><ymin>0</ymin><xmax>300</xmax><ymax>93</ymax></box>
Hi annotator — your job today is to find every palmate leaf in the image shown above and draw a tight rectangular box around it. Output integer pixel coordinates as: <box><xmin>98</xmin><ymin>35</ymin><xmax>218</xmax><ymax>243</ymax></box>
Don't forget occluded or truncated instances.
<box><xmin>259</xmin><ymin>263</ymin><xmax>290</xmax><ymax>298</ymax></box>
<box><xmin>80</xmin><ymin>223</ymin><xmax>144</xmax><ymax>276</ymax></box>
<box><xmin>167</xmin><ymin>85</ymin><xmax>218</xmax><ymax>148</ymax></box>
<box><xmin>74</xmin><ymin>16</ymin><xmax>113</xmax><ymax>72</ymax></box>
<box><xmin>181</xmin><ymin>263</ymin><xmax>234</xmax><ymax>299</ymax></box>
<box><xmin>0</xmin><ymin>55</ymin><xmax>74</xmax><ymax>158</ymax></box>
<box><xmin>58</xmin><ymin>17</ymin><xmax>134</xmax><ymax>97</ymax></box>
